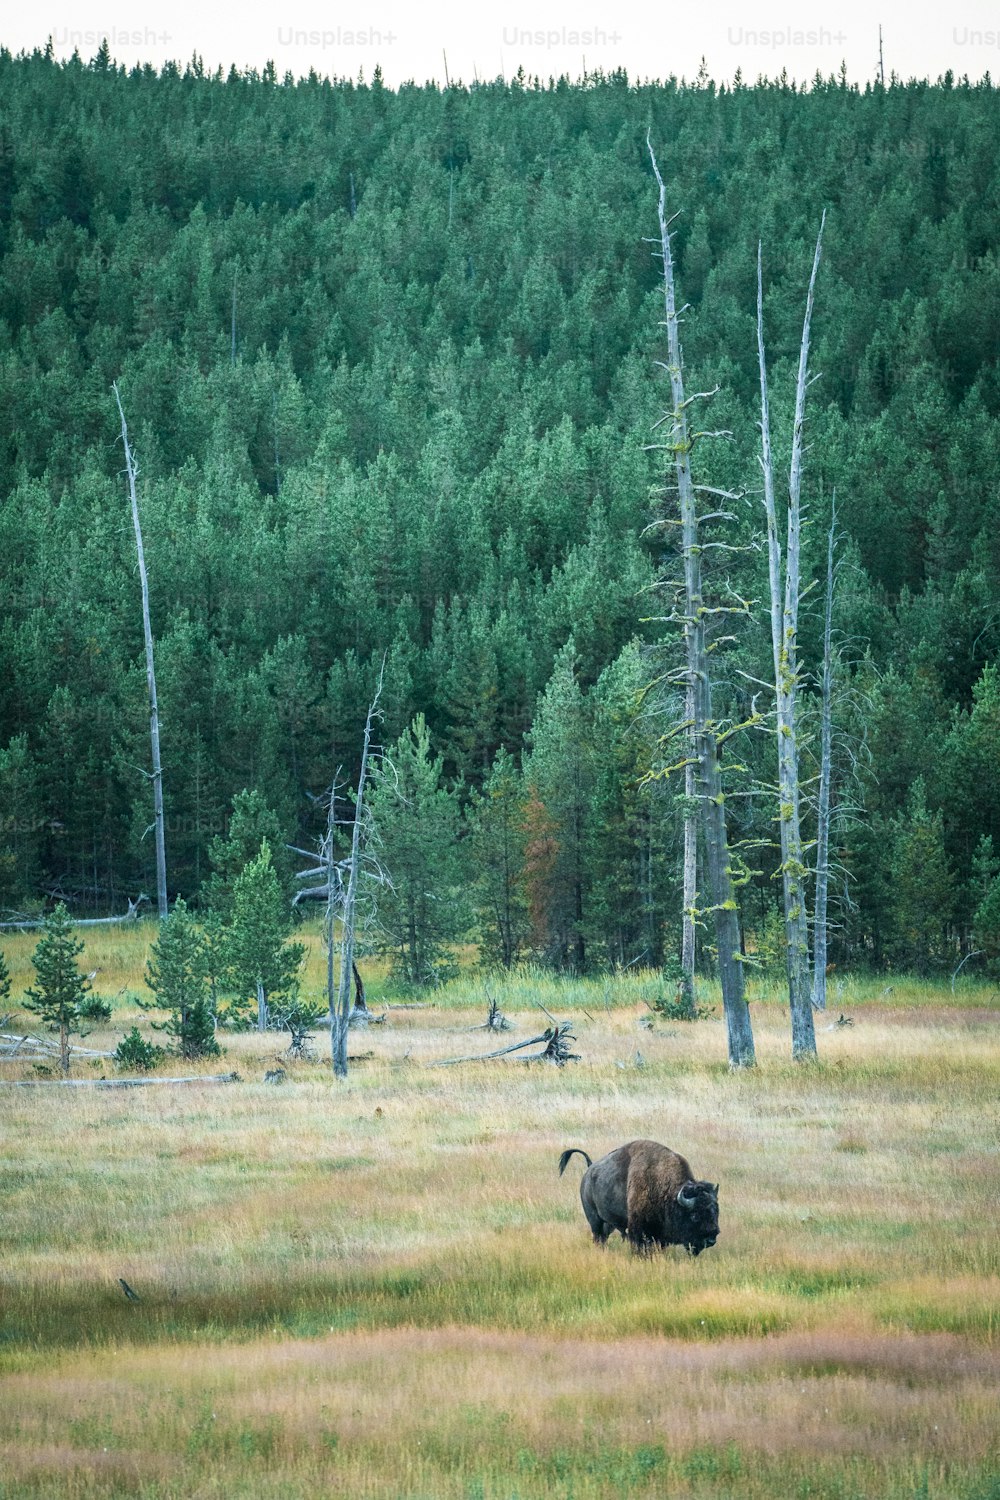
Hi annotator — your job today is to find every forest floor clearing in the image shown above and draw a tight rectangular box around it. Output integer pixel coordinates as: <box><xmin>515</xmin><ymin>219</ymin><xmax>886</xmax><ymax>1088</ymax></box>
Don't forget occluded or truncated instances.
<box><xmin>1</xmin><ymin>930</ymin><xmax>998</xmax><ymax>1496</ymax></box>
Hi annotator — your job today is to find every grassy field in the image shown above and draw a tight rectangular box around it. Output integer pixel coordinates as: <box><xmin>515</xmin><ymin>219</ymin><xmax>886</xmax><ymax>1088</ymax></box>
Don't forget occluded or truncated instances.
<box><xmin>1</xmin><ymin>922</ymin><xmax>998</xmax><ymax>1498</ymax></box>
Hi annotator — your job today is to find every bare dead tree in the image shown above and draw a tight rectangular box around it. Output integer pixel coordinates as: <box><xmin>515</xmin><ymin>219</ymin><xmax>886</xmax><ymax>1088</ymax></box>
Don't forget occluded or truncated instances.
<box><xmin>680</xmin><ymin>678</ymin><xmax>698</xmax><ymax>1016</ymax></box>
<box><xmin>756</xmin><ymin>221</ymin><xmax>824</xmax><ymax>1060</ymax></box>
<box><xmin>646</xmin><ymin>136</ymin><xmax>755</xmax><ymax>1069</ymax></box>
<box><xmin>331</xmin><ymin>661</ymin><xmax>385</xmax><ymax>1079</ymax></box>
<box><xmin>114</xmin><ymin>384</ymin><xmax>167</xmax><ymax>920</ymax></box>
<box><xmin>812</xmin><ymin>491</ymin><xmax>839</xmax><ymax>1011</ymax></box>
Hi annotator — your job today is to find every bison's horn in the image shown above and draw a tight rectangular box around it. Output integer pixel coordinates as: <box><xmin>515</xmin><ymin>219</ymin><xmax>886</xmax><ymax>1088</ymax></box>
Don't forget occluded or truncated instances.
<box><xmin>677</xmin><ymin>1182</ymin><xmax>697</xmax><ymax>1207</ymax></box>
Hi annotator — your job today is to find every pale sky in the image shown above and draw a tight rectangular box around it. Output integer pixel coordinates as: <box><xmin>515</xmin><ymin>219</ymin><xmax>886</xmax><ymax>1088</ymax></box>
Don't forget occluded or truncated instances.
<box><xmin>6</xmin><ymin>0</ymin><xmax>1000</xmax><ymax>86</ymax></box>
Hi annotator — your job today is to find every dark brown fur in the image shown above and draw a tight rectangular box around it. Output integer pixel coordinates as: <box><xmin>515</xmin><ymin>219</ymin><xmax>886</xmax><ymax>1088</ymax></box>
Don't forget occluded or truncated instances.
<box><xmin>558</xmin><ymin>1139</ymin><xmax>720</xmax><ymax>1255</ymax></box>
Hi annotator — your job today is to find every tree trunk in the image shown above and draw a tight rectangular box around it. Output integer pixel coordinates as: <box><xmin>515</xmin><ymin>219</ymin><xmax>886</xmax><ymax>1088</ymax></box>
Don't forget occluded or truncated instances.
<box><xmin>114</xmin><ymin>384</ymin><xmax>168</xmax><ymax>921</ymax></box>
<box><xmin>756</xmin><ymin>230</ymin><xmax>823</xmax><ymax>1061</ymax></box>
<box><xmin>648</xmin><ymin>137</ymin><xmax>755</xmax><ymax>1069</ymax></box>
<box><xmin>680</xmin><ymin>679</ymin><xmax>698</xmax><ymax>1016</ymax></box>
<box><xmin>812</xmin><ymin>493</ymin><xmax>838</xmax><ymax>1011</ymax></box>
<box><xmin>59</xmin><ymin>1019</ymin><xmax>70</xmax><ymax>1078</ymax></box>
<box><xmin>332</xmin><ymin>664</ymin><xmax>384</xmax><ymax>1079</ymax></box>
<box><xmin>256</xmin><ymin>979</ymin><xmax>267</xmax><ymax>1032</ymax></box>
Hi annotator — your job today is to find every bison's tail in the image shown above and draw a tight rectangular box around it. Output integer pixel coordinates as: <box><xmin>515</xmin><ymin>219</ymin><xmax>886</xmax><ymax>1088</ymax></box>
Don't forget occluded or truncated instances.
<box><xmin>558</xmin><ymin>1148</ymin><xmax>593</xmax><ymax>1176</ymax></box>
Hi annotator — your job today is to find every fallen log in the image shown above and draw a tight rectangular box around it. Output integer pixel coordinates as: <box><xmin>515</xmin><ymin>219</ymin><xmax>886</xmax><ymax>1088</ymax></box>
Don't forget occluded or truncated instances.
<box><xmin>0</xmin><ymin>896</ymin><xmax>149</xmax><ymax>931</ymax></box>
<box><xmin>433</xmin><ymin>1023</ymin><xmax>578</xmax><ymax>1067</ymax></box>
<box><xmin>2</xmin><ymin>1071</ymin><xmax>241</xmax><ymax>1089</ymax></box>
<box><xmin>1</xmin><ymin>1032</ymin><xmax>115</xmax><ymax>1060</ymax></box>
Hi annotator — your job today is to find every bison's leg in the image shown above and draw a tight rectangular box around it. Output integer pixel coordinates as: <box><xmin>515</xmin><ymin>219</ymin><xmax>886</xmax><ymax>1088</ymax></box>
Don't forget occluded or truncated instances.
<box><xmin>580</xmin><ymin>1176</ymin><xmax>616</xmax><ymax>1245</ymax></box>
<box><xmin>582</xmin><ymin>1195</ymin><xmax>611</xmax><ymax>1244</ymax></box>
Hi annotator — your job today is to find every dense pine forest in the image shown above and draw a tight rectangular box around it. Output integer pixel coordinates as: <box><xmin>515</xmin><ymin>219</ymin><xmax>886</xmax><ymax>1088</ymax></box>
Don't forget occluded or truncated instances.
<box><xmin>1</xmin><ymin>46</ymin><xmax>998</xmax><ymax>980</ymax></box>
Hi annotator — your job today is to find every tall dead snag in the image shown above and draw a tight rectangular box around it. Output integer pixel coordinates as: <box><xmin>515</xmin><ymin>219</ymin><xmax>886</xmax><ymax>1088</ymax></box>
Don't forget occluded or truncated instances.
<box><xmin>756</xmin><ymin>223</ymin><xmax>824</xmax><ymax>1060</ymax></box>
<box><xmin>331</xmin><ymin>665</ymin><xmax>384</xmax><ymax>1079</ymax></box>
<box><xmin>811</xmin><ymin>492</ymin><xmax>838</xmax><ymax>1012</ymax></box>
<box><xmin>680</xmin><ymin>679</ymin><xmax>698</xmax><ymax>1017</ymax></box>
<box><xmin>647</xmin><ymin>137</ymin><xmax>755</xmax><ymax>1069</ymax></box>
<box><xmin>114</xmin><ymin>384</ymin><xmax>167</xmax><ymax>920</ymax></box>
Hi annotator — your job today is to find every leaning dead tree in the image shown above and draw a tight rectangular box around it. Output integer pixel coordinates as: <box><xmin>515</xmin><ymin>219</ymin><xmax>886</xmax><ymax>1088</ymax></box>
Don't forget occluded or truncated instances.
<box><xmin>811</xmin><ymin>492</ymin><xmax>839</xmax><ymax>1012</ymax></box>
<box><xmin>646</xmin><ymin>136</ymin><xmax>755</xmax><ymax>1069</ymax></box>
<box><xmin>114</xmin><ymin>384</ymin><xmax>167</xmax><ymax>920</ymax></box>
<box><xmin>756</xmin><ymin>222</ymin><xmax>824</xmax><ymax>1060</ymax></box>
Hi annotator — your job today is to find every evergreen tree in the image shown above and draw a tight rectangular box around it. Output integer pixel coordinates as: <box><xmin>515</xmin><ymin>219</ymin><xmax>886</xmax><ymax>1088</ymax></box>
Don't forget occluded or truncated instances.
<box><xmin>145</xmin><ymin>896</ymin><xmax>220</xmax><ymax>1058</ymax></box>
<box><xmin>225</xmin><ymin>840</ymin><xmax>304</xmax><ymax>1028</ymax></box>
<box><xmin>523</xmin><ymin>642</ymin><xmax>593</xmax><ymax>971</ymax></box>
<box><xmin>0</xmin><ymin>734</ymin><xmax>42</xmax><ymax>909</ymax></box>
<box><xmin>970</xmin><ymin>835</ymin><xmax>1000</xmax><ymax>973</ymax></box>
<box><xmin>370</xmin><ymin>714</ymin><xmax>465</xmax><ymax>985</ymax></box>
<box><xmin>887</xmin><ymin>780</ymin><xmax>955</xmax><ymax>974</ymax></box>
<box><xmin>23</xmin><ymin>904</ymin><xmax>110</xmax><ymax>1074</ymax></box>
<box><xmin>203</xmin><ymin>790</ymin><xmax>293</xmax><ymax>916</ymax></box>
<box><xmin>468</xmin><ymin>747</ymin><xmax>529</xmax><ymax>969</ymax></box>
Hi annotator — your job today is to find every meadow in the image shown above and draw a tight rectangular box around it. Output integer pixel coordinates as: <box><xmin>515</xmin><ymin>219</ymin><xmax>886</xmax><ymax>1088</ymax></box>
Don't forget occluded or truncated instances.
<box><xmin>1</xmin><ymin>923</ymin><xmax>998</xmax><ymax>1498</ymax></box>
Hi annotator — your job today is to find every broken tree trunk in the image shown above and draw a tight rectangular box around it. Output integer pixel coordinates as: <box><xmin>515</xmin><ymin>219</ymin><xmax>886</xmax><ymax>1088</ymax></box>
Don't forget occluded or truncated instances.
<box><xmin>349</xmin><ymin>962</ymin><xmax>369</xmax><ymax>1021</ymax></box>
<box><xmin>647</xmin><ymin>135</ymin><xmax>755</xmax><ymax>1069</ymax></box>
<box><xmin>469</xmin><ymin>990</ymin><xmax>511</xmax><ymax>1032</ymax></box>
<box><xmin>114</xmin><ymin>384</ymin><xmax>167</xmax><ymax>921</ymax></box>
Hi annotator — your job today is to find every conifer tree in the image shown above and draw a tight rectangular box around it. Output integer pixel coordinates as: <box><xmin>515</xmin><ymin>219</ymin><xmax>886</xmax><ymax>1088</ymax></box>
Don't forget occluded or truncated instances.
<box><xmin>226</xmin><ymin>840</ymin><xmax>304</xmax><ymax>1029</ymax></box>
<box><xmin>145</xmin><ymin>896</ymin><xmax>220</xmax><ymax>1058</ymax></box>
<box><xmin>203</xmin><ymin>790</ymin><xmax>292</xmax><ymax>917</ymax></box>
<box><xmin>523</xmin><ymin>642</ymin><xmax>593</xmax><ymax>972</ymax></box>
<box><xmin>24</xmin><ymin>904</ymin><xmax>110</xmax><ymax>1075</ymax></box>
<box><xmin>468</xmin><ymin>747</ymin><xmax>529</xmax><ymax>970</ymax></box>
<box><xmin>370</xmin><ymin>715</ymin><xmax>464</xmax><ymax>985</ymax></box>
<box><xmin>888</xmin><ymin>781</ymin><xmax>954</xmax><ymax>974</ymax></box>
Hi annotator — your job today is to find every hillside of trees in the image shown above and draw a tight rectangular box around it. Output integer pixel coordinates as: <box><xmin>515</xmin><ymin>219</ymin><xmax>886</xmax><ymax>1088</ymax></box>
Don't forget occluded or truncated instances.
<box><xmin>1</xmin><ymin>46</ymin><xmax>998</xmax><ymax>979</ymax></box>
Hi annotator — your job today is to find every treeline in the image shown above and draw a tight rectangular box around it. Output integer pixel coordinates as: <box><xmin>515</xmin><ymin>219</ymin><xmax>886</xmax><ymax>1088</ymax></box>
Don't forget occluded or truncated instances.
<box><xmin>1</xmin><ymin>46</ymin><xmax>999</xmax><ymax>975</ymax></box>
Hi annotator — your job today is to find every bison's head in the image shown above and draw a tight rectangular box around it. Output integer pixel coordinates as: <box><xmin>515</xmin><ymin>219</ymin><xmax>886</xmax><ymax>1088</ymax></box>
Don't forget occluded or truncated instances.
<box><xmin>676</xmin><ymin>1180</ymin><xmax>720</xmax><ymax>1256</ymax></box>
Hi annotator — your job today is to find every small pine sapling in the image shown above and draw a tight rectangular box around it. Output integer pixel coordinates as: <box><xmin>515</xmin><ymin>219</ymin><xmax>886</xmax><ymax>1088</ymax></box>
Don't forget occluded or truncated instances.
<box><xmin>145</xmin><ymin>897</ymin><xmax>221</xmax><ymax>1059</ymax></box>
<box><xmin>23</xmin><ymin>904</ymin><xmax>111</xmax><ymax>1075</ymax></box>
<box><xmin>114</xmin><ymin>1026</ymin><xmax>166</xmax><ymax>1071</ymax></box>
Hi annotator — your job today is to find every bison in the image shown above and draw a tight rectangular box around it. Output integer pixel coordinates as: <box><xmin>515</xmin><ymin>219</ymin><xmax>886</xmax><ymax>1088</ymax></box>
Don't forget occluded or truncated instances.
<box><xmin>558</xmin><ymin>1139</ymin><xmax>719</xmax><ymax>1255</ymax></box>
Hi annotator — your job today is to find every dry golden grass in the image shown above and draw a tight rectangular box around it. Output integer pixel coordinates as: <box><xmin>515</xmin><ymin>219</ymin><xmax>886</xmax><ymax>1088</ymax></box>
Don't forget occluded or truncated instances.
<box><xmin>1</xmin><ymin>929</ymin><xmax>999</xmax><ymax>1496</ymax></box>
